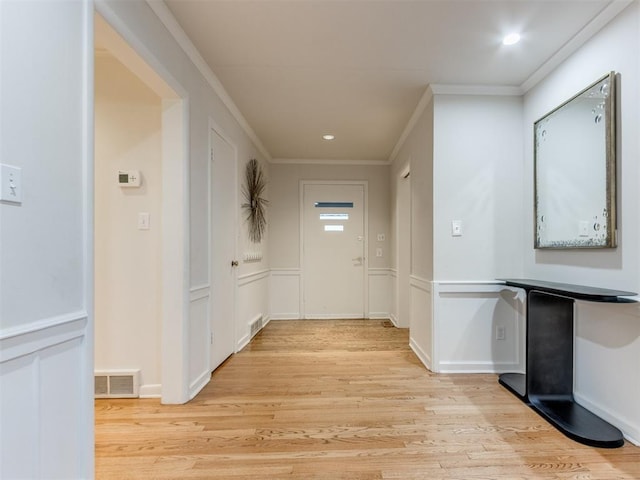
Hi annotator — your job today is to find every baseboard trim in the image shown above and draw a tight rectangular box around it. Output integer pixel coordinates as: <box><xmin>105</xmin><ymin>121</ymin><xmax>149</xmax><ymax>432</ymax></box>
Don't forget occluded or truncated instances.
<box><xmin>436</xmin><ymin>361</ymin><xmax>521</xmax><ymax>374</ymax></box>
<box><xmin>269</xmin><ymin>314</ymin><xmax>301</xmax><ymax>320</ymax></box>
<box><xmin>188</xmin><ymin>370</ymin><xmax>210</xmax><ymax>400</ymax></box>
<box><xmin>574</xmin><ymin>392</ymin><xmax>640</xmax><ymax>446</ymax></box>
<box><xmin>139</xmin><ymin>384</ymin><xmax>162</xmax><ymax>398</ymax></box>
<box><xmin>236</xmin><ymin>333</ymin><xmax>251</xmax><ymax>352</ymax></box>
<box><xmin>409</xmin><ymin>336</ymin><xmax>432</xmax><ymax>372</ymax></box>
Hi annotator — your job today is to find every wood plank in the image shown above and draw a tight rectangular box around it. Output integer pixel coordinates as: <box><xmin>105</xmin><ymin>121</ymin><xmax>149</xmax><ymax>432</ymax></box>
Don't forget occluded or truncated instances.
<box><xmin>95</xmin><ymin>319</ymin><xmax>639</xmax><ymax>479</ymax></box>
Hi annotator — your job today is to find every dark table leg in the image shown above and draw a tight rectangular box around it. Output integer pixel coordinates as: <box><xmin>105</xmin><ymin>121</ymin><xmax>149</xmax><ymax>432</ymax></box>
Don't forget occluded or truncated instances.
<box><xmin>526</xmin><ymin>291</ymin><xmax>623</xmax><ymax>448</ymax></box>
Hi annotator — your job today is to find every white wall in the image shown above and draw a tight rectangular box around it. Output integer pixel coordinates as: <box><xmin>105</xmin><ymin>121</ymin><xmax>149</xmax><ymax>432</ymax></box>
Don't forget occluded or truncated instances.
<box><xmin>390</xmin><ymin>97</ymin><xmax>435</xmax><ymax>365</ymax></box>
<box><xmin>427</xmin><ymin>93</ymin><xmax>525</xmax><ymax>373</ymax></box>
<box><xmin>269</xmin><ymin>163</ymin><xmax>390</xmax><ymax>268</ymax></box>
<box><xmin>523</xmin><ymin>1</ymin><xmax>640</xmax><ymax>444</ymax></box>
<box><xmin>433</xmin><ymin>94</ymin><xmax>524</xmax><ymax>281</ymax></box>
<box><xmin>98</xmin><ymin>0</ymin><xmax>271</xmax><ymax>401</ymax></box>
<box><xmin>235</xmin><ymin>157</ymin><xmax>270</xmax><ymax>347</ymax></box>
<box><xmin>390</xmin><ymin>90</ymin><xmax>525</xmax><ymax>373</ymax></box>
<box><xmin>94</xmin><ymin>53</ymin><xmax>162</xmax><ymax>397</ymax></box>
<box><xmin>0</xmin><ymin>1</ymin><xmax>94</xmax><ymax>478</ymax></box>
<box><xmin>524</xmin><ymin>4</ymin><xmax>638</xmax><ymax>289</ymax></box>
<box><xmin>269</xmin><ymin>163</ymin><xmax>390</xmax><ymax>319</ymax></box>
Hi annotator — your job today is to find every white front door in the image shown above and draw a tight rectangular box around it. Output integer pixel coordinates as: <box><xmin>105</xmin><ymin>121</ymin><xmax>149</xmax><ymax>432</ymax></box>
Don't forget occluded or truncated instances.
<box><xmin>210</xmin><ymin>129</ymin><xmax>237</xmax><ymax>370</ymax></box>
<box><xmin>302</xmin><ymin>182</ymin><xmax>366</xmax><ymax>318</ymax></box>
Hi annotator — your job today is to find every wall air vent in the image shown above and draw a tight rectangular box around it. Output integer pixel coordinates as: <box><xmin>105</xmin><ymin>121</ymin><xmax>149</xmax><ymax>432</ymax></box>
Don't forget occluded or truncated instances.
<box><xmin>94</xmin><ymin>370</ymin><xmax>140</xmax><ymax>398</ymax></box>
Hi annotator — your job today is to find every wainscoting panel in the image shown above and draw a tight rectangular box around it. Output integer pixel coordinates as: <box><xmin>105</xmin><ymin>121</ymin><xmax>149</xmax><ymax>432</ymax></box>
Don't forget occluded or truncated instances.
<box><xmin>0</xmin><ymin>314</ymin><xmax>88</xmax><ymax>479</ymax></box>
<box><xmin>0</xmin><ymin>352</ymin><xmax>38</xmax><ymax>478</ymax></box>
<box><xmin>368</xmin><ymin>268</ymin><xmax>392</xmax><ymax>319</ymax></box>
<box><xmin>237</xmin><ymin>269</ymin><xmax>269</xmax><ymax>350</ymax></box>
<box><xmin>432</xmin><ymin>281</ymin><xmax>524</xmax><ymax>373</ymax></box>
<box><xmin>409</xmin><ymin>276</ymin><xmax>433</xmax><ymax>370</ymax></box>
<box><xmin>40</xmin><ymin>337</ymin><xmax>85</xmax><ymax>476</ymax></box>
<box><xmin>189</xmin><ymin>285</ymin><xmax>210</xmax><ymax>399</ymax></box>
<box><xmin>270</xmin><ymin>269</ymin><xmax>301</xmax><ymax>320</ymax></box>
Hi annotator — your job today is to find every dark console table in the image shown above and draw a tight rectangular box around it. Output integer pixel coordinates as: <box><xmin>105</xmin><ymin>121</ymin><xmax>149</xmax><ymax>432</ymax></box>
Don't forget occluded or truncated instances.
<box><xmin>498</xmin><ymin>278</ymin><xmax>636</xmax><ymax>448</ymax></box>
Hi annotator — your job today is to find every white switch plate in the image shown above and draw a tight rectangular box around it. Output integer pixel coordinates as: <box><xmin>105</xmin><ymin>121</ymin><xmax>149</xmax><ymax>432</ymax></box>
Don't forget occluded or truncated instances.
<box><xmin>451</xmin><ymin>220</ymin><xmax>462</xmax><ymax>237</ymax></box>
<box><xmin>0</xmin><ymin>164</ymin><xmax>22</xmax><ymax>204</ymax></box>
<box><xmin>376</xmin><ymin>248</ymin><xmax>383</xmax><ymax>257</ymax></box>
<box><xmin>579</xmin><ymin>220</ymin><xmax>589</xmax><ymax>237</ymax></box>
<box><xmin>138</xmin><ymin>212</ymin><xmax>150</xmax><ymax>230</ymax></box>
<box><xmin>377</xmin><ymin>234</ymin><xmax>385</xmax><ymax>241</ymax></box>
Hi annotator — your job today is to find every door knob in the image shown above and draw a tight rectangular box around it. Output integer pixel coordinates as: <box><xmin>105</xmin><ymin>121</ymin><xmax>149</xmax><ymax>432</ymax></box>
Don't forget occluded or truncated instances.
<box><xmin>231</xmin><ymin>260</ymin><xmax>239</xmax><ymax>267</ymax></box>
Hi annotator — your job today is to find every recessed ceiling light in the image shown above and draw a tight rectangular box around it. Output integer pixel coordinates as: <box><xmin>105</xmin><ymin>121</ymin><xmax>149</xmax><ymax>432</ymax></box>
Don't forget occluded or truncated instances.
<box><xmin>322</xmin><ymin>134</ymin><xmax>335</xmax><ymax>141</ymax></box>
<box><xmin>503</xmin><ymin>33</ymin><xmax>521</xmax><ymax>46</ymax></box>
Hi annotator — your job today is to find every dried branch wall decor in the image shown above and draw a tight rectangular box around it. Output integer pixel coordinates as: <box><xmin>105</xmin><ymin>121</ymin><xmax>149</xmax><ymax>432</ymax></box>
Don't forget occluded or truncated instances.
<box><xmin>242</xmin><ymin>158</ymin><xmax>268</xmax><ymax>243</ymax></box>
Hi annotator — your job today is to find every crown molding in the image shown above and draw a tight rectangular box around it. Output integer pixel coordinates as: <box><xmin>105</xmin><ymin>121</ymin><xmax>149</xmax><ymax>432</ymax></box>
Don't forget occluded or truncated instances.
<box><xmin>388</xmin><ymin>83</ymin><xmax>523</xmax><ymax>165</ymax></box>
<box><xmin>429</xmin><ymin>84</ymin><xmax>523</xmax><ymax>96</ymax></box>
<box><xmin>387</xmin><ymin>85</ymin><xmax>434</xmax><ymax>164</ymax></box>
<box><xmin>520</xmin><ymin>0</ymin><xmax>634</xmax><ymax>93</ymax></box>
<box><xmin>271</xmin><ymin>158</ymin><xmax>390</xmax><ymax>166</ymax></box>
<box><xmin>146</xmin><ymin>0</ymin><xmax>272</xmax><ymax>162</ymax></box>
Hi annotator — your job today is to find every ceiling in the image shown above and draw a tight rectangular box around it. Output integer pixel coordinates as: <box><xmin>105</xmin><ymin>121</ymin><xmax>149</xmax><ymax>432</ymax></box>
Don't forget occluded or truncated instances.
<box><xmin>164</xmin><ymin>0</ymin><xmax>618</xmax><ymax>163</ymax></box>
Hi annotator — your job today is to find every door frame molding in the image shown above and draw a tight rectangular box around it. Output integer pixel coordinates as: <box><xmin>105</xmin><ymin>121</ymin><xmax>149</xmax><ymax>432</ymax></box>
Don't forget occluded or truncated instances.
<box><xmin>299</xmin><ymin>180</ymin><xmax>369</xmax><ymax>319</ymax></box>
<box><xmin>208</xmin><ymin>119</ymin><xmax>239</xmax><ymax>370</ymax></box>
<box><xmin>94</xmin><ymin>9</ymin><xmax>190</xmax><ymax>404</ymax></box>
<box><xmin>395</xmin><ymin>162</ymin><xmax>411</xmax><ymax>328</ymax></box>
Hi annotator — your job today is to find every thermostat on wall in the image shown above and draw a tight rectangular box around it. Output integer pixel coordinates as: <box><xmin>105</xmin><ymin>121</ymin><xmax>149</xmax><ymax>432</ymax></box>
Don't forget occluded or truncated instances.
<box><xmin>118</xmin><ymin>170</ymin><xmax>141</xmax><ymax>187</ymax></box>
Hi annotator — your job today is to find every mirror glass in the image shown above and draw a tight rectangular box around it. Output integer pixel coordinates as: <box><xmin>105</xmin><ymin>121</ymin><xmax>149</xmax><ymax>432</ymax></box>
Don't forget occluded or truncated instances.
<box><xmin>534</xmin><ymin>72</ymin><xmax>616</xmax><ymax>249</ymax></box>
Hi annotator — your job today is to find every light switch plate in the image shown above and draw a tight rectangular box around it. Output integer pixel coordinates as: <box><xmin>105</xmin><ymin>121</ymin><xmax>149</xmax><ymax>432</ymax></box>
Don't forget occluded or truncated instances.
<box><xmin>579</xmin><ymin>220</ymin><xmax>589</xmax><ymax>237</ymax></box>
<box><xmin>451</xmin><ymin>220</ymin><xmax>462</xmax><ymax>237</ymax></box>
<box><xmin>138</xmin><ymin>212</ymin><xmax>150</xmax><ymax>230</ymax></box>
<box><xmin>0</xmin><ymin>164</ymin><xmax>22</xmax><ymax>204</ymax></box>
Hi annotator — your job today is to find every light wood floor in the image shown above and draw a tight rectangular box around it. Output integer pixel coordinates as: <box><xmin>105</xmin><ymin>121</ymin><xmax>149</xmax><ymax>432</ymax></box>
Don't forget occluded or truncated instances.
<box><xmin>95</xmin><ymin>319</ymin><xmax>639</xmax><ymax>479</ymax></box>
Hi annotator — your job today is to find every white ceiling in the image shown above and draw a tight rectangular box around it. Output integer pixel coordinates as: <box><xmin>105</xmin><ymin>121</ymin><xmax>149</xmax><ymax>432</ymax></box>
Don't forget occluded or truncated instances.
<box><xmin>163</xmin><ymin>0</ymin><xmax>619</xmax><ymax>163</ymax></box>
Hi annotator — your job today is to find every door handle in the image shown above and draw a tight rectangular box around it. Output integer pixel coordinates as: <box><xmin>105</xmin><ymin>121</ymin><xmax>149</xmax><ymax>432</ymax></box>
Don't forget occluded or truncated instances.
<box><xmin>231</xmin><ymin>260</ymin><xmax>239</xmax><ymax>267</ymax></box>
<box><xmin>352</xmin><ymin>256</ymin><xmax>363</xmax><ymax>263</ymax></box>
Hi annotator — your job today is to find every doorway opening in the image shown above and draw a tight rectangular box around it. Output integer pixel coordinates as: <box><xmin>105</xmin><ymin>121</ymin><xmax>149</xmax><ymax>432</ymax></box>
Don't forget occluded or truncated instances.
<box><xmin>94</xmin><ymin>13</ymin><xmax>187</xmax><ymax>403</ymax></box>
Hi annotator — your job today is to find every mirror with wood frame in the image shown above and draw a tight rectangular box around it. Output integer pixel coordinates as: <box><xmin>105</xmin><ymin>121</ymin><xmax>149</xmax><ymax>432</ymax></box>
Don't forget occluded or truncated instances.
<box><xmin>534</xmin><ymin>71</ymin><xmax>617</xmax><ymax>249</ymax></box>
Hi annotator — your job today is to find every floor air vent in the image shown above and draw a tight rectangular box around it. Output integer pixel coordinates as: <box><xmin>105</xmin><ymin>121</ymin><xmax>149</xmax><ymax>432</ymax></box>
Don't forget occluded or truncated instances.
<box><xmin>250</xmin><ymin>314</ymin><xmax>263</xmax><ymax>338</ymax></box>
<box><xmin>94</xmin><ymin>370</ymin><xmax>140</xmax><ymax>398</ymax></box>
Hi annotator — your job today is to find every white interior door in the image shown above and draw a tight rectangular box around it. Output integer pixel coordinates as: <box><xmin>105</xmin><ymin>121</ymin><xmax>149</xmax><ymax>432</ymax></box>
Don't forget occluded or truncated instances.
<box><xmin>210</xmin><ymin>129</ymin><xmax>237</xmax><ymax>370</ymax></box>
<box><xmin>302</xmin><ymin>183</ymin><xmax>365</xmax><ymax>318</ymax></box>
